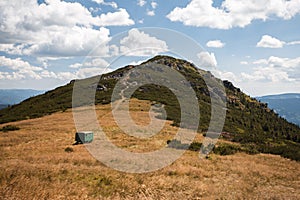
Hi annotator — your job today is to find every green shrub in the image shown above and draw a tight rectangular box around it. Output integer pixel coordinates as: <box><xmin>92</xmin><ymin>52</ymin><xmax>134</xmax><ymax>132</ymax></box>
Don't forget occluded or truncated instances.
<box><xmin>167</xmin><ymin>140</ymin><xmax>203</xmax><ymax>152</ymax></box>
<box><xmin>64</xmin><ymin>147</ymin><xmax>74</xmax><ymax>153</ymax></box>
<box><xmin>98</xmin><ymin>176</ymin><xmax>112</xmax><ymax>186</ymax></box>
<box><xmin>167</xmin><ymin>139</ymin><xmax>189</xmax><ymax>150</ymax></box>
<box><xmin>242</xmin><ymin>144</ymin><xmax>260</xmax><ymax>155</ymax></box>
<box><xmin>213</xmin><ymin>143</ymin><xmax>241</xmax><ymax>156</ymax></box>
<box><xmin>257</xmin><ymin>142</ymin><xmax>300</xmax><ymax>161</ymax></box>
<box><xmin>188</xmin><ymin>142</ymin><xmax>202</xmax><ymax>151</ymax></box>
<box><xmin>0</xmin><ymin>125</ymin><xmax>20</xmax><ymax>132</ymax></box>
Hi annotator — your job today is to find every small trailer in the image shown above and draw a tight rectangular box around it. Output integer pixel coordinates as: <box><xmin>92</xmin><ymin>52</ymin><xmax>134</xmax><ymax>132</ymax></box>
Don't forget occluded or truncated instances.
<box><xmin>75</xmin><ymin>131</ymin><xmax>94</xmax><ymax>144</ymax></box>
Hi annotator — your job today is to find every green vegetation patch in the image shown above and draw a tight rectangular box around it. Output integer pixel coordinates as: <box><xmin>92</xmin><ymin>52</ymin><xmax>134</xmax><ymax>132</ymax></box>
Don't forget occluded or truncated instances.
<box><xmin>213</xmin><ymin>143</ymin><xmax>242</xmax><ymax>156</ymax></box>
<box><xmin>0</xmin><ymin>125</ymin><xmax>20</xmax><ymax>132</ymax></box>
<box><xmin>167</xmin><ymin>139</ymin><xmax>202</xmax><ymax>152</ymax></box>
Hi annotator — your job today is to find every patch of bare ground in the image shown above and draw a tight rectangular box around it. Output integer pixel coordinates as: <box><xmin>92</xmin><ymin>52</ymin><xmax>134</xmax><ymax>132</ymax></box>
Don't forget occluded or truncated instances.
<box><xmin>0</xmin><ymin>99</ymin><xmax>299</xmax><ymax>199</ymax></box>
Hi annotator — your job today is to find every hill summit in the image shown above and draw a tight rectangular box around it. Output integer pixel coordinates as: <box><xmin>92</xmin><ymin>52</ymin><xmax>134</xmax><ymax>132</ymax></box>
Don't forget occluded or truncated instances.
<box><xmin>0</xmin><ymin>55</ymin><xmax>299</xmax><ymax>160</ymax></box>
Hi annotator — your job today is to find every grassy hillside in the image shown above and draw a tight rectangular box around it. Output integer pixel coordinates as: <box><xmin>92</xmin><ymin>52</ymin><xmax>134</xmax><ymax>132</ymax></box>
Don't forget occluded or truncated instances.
<box><xmin>0</xmin><ymin>55</ymin><xmax>299</xmax><ymax>160</ymax></box>
<box><xmin>0</xmin><ymin>100</ymin><xmax>299</xmax><ymax>199</ymax></box>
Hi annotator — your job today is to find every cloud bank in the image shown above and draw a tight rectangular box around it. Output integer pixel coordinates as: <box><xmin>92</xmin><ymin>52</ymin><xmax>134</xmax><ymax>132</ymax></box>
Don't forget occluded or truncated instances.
<box><xmin>167</xmin><ymin>0</ymin><xmax>300</xmax><ymax>29</ymax></box>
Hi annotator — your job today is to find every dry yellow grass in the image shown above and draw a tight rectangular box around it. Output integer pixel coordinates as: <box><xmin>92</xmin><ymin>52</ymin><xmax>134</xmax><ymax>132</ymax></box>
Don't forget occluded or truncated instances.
<box><xmin>0</xmin><ymin>99</ymin><xmax>299</xmax><ymax>199</ymax></box>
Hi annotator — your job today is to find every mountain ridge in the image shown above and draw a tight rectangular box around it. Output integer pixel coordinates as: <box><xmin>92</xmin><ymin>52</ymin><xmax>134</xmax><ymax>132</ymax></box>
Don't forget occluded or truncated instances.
<box><xmin>257</xmin><ymin>93</ymin><xmax>300</xmax><ymax>99</ymax></box>
<box><xmin>0</xmin><ymin>89</ymin><xmax>44</xmax><ymax>105</ymax></box>
<box><xmin>257</xmin><ymin>93</ymin><xmax>300</xmax><ymax>126</ymax></box>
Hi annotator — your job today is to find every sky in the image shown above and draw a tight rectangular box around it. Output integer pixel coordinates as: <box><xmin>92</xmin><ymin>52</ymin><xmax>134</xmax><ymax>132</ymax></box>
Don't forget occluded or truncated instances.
<box><xmin>1</xmin><ymin>0</ymin><xmax>300</xmax><ymax>96</ymax></box>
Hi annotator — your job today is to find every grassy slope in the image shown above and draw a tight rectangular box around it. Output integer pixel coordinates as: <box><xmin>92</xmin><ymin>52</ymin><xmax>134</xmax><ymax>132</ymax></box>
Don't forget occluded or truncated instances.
<box><xmin>0</xmin><ymin>100</ymin><xmax>299</xmax><ymax>199</ymax></box>
<box><xmin>0</xmin><ymin>55</ymin><xmax>299</xmax><ymax>160</ymax></box>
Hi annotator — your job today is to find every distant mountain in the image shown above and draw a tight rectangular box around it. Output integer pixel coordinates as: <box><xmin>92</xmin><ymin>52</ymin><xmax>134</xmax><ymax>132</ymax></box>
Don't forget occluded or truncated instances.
<box><xmin>257</xmin><ymin>93</ymin><xmax>300</xmax><ymax>127</ymax></box>
<box><xmin>0</xmin><ymin>55</ymin><xmax>299</xmax><ymax>161</ymax></box>
<box><xmin>0</xmin><ymin>104</ymin><xmax>9</xmax><ymax>110</ymax></box>
<box><xmin>0</xmin><ymin>89</ymin><xmax>44</xmax><ymax>106</ymax></box>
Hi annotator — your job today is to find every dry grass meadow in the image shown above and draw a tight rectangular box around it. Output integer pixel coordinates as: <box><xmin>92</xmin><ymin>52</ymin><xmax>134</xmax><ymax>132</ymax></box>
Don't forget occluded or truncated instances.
<box><xmin>0</xmin><ymin>99</ymin><xmax>299</xmax><ymax>199</ymax></box>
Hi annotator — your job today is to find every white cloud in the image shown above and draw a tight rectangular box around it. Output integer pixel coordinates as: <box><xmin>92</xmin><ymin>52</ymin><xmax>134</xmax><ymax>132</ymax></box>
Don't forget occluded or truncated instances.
<box><xmin>219</xmin><ymin>71</ymin><xmax>239</xmax><ymax>83</ymax></box>
<box><xmin>256</xmin><ymin>35</ymin><xmax>285</xmax><ymax>48</ymax></box>
<box><xmin>97</xmin><ymin>8</ymin><xmax>135</xmax><ymax>26</ymax></box>
<box><xmin>0</xmin><ymin>56</ymin><xmax>42</xmax><ymax>72</ymax></box>
<box><xmin>221</xmin><ymin>71</ymin><xmax>238</xmax><ymax>82</ymax></box>
<box><xmin>206</xmin><ymin>40</ymin><xmax>225</xmax><ymax>48</ymax></box>
<box><xmin>55</xmin><ymin>72</ymin><xmax>75</xmax><ymax>80</ymax></box>
<box><xmin>109</xmin><ymin>45</ymin><xmax>119</xmax><ymax>57</ymax></box>
<box><xmin>197</xmin><ymin>51</ymin><xmax>217</xmax><ymax>68</ymax></box>
<box><xmin>151</xmin><ymin>2</ymin><xmax>158</xmax><ymax>9</ymax></box>
<box><xmin>120</xmin><ymin>28</ymin><xmax>168</xmax><ymax>56</ymax></box>
<box><xmin>253</xmin><ymin>59</ymin><xmax>268</xmax><ymax>65</ymax></box>
<box><xmin>0</xmin><ymin>0</ymin><xmax>134</xmax><ymax>57</ymax></box>
<box><xmin>69</xmin><ymin>63</ymin><xmax>82</xmax><ymax>69</ymax></box>
<box><xmin>0</xmin><ymin>56</ymin><xmax>49</xmax><ymax>80</ymax></box>
<box><xmin>256</xmin><ymin>35</ymin><xmax>300</xmax><ymax>48</ymax></box>
<box><xmin>109</xmin><ymin>2</ymin><xmax>118</xmax><ymax>9</ymax></box>
<box><xmin>92</xmin><ymin>0</ymin><xmax>118</xmax><ymax>9</ymax></box>
<box><xmin>145</xmin><ymin>1</ymin><xmax>157</xmax><ymax>16</ymax></box>
<box><xmin>167</xmin><ymin>0</ymin><xmax>300</xmax><ymax>29</ymax></box>
<box><xmin>75</xmin><ymin>67</ymin><xmax>112</xmax><ymax>79</ymax></box>
<box><xmin>137</xmin><ymin>0</ymin><xmax>146</xmax><ymax>7</ymax></box>
<box><xmin>240</xmin><ymin>61</ymin><xmax>248</xmax><ymax>65</ymax></box>
<box><xmin>23</xmin><ymin>27</ymin><xmax>111</xmax><ymax>57</ymax></box>
<box><xmin>242</xmin><ymin>56</ymin><xmax>300</xmax><ymax>82</ymax></box>
<box><xmin>5</xmin><ymin>73</ymin><xmax>26</xmax><ymax>81</ymax></box>
<box><xmin>147</xmin><ymin>10</ymin><xmax>155</xmax><ymax>16</ymax></box>
<box><xmin>241</xmin><ymin>67</ymin><xmax>293</xmax><ymax>82</ymax></box>
<box><xmin>0</xmin><ymin>55</ymin><xmax>112</xmax><ymax>81</ymax></box>
<box><xmin>287</xmin><ymin>41</ymin><xmax>300</xmax><ymax>45</ymax></box>
<box><xmin>213</xmin><ymin>55</ymin><xmax>300</xmax><ymax>96</ymax></box>
<box><xmin>254</xmin><ymin>56</ymin><xmax>300</xmax><ymax>69</ymax></box>
<box><xmin>92</xmin><ymin>0</ymin><xmax>104</xmax><ymax>3</ymax></box>
<box><xmin>138</xmin><ymin>19</ymin><xmax>144</xmax><ymax>24</ymax></box>
<box><xmin>128</xmin><ymin>60</ymin><xmax>146</xmax><ymax>66</ymax></box>
<box><xmin>213</xmin><ymin>69</ymin><xmax>236</xmax><ymax>80</ymax></box>
<box><xmin>69</xmin><ymin>58</ymin><xmax>109</xmax><ymax>69</ymax></box>
<box><xmin>0</xmin><ymin>44</ymin><xmax>25</xmax><ymax>55</ymax></box>
<box><xmin>68</xmin><ymin>58</ymin><xmax>111</xmax><ymax>79</ymax></box>
<box><xmin>56</xmin><ymin>66</ymin><xmax>112</xmax><ymax>80</ymax></box>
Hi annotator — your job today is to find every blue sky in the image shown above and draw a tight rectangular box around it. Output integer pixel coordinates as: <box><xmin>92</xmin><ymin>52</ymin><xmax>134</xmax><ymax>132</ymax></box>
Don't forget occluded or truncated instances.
<box><xmin>1</xmin><ymin>0</ymin><xmax>300</xmax><ymax>96</ymax></box>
